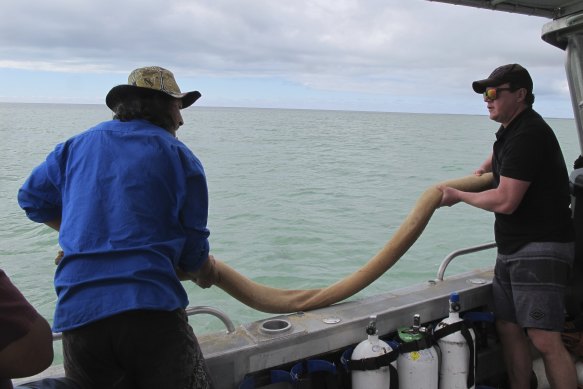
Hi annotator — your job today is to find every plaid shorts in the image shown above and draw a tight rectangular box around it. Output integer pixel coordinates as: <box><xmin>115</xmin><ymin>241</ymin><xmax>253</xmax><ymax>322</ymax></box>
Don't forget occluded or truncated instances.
<box><xmin>492</xmin><ymin>241</ymin><xmax>575</xmax><ymax>331</ymax></box>
<box><xmin>63</xmin><ymin>309</ymin><xmax>215</xmax><ymax>389</ymax></box>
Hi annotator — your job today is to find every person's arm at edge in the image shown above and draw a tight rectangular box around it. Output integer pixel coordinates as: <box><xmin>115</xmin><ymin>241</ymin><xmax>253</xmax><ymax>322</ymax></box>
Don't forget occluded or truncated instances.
<box><xmin>0</xmin><ymin>315</ymin><xmax>54</xmax><ymax>380</ymax></box>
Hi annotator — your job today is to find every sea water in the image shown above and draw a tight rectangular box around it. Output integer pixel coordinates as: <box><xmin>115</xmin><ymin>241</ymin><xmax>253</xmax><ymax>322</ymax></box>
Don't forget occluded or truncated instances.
<box><xmin>0</xmin><ymin>103</ymin><xmax>579</xmax><ymax>362</ymax></box>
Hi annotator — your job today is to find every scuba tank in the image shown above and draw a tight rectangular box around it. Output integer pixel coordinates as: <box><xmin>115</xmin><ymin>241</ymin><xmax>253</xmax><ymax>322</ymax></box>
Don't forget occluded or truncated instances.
<box><xmin>348</xmin><ymin>315</ymin><xmax>398</xmax><ymax>389</ymax></box>
<box><xmin>397</xmin><ymin>314</ymin><xmax>439</xmax><ymax>389</ymax></box>
<box><xmin>434</xmin><ymin>292</ymin><xmax>476</xmax><ymax>389</ymax></box>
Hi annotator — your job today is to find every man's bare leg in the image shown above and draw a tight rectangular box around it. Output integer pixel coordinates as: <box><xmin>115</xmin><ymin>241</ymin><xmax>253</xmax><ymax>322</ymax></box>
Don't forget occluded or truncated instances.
<box><xmin>497</xmin><ymin>320</ymin><xmax>532</xmax><ymax>389</ymax></box>
<box><xmin>528</xmin><ymin>328</ymin><xmax>576</xmax><ymax>389</ymax></box>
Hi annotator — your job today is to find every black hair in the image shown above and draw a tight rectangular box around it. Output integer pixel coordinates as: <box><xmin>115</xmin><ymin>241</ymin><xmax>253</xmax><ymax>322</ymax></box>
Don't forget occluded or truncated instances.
<box><xmin>509</xmin><ymin>82</ymin><xmax>535</xmax><ymax>107</ymax></box>
<box><xmin>111</xmin><ymin>94</ymin><xmax>177</xmax><ymax>132</ymax></box>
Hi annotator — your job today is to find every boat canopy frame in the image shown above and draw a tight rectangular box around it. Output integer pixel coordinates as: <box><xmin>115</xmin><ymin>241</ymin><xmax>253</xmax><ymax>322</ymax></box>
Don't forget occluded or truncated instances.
<box><xmin>427</xmin><ymin>0</ymin><xmax>583</xmax><ymax>19</ymax></box>
<box><xmin>543</xmin><ymin>15</ymin><xmax>583</xmax><ymax>154</ymax></box>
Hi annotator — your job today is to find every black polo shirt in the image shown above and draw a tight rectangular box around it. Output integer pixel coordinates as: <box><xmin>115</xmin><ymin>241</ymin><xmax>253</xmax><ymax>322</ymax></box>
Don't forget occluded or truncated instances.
<box><xmin>492</xmin><ymin>108</ymin><xmax>574</xmax><ymax>254</ymax></box>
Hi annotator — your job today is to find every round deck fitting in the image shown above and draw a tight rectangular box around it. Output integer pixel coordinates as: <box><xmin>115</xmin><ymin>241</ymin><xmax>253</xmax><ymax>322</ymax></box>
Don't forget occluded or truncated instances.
<box><xmin>260</xmin><ymin>318</ymin><xmax>292</xmax><ymax>334</ymax></box>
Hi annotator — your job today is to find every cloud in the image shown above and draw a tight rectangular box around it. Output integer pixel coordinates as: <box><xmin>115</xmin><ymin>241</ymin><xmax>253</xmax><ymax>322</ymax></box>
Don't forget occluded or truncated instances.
<box><xmin>0</xmin><ymin>0</ymin><xmax>574</xmax><ymax>117</ymax></box>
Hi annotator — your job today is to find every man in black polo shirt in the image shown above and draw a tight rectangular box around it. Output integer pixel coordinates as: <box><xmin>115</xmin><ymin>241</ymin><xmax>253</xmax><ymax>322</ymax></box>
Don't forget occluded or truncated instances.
<box><xmin>439</xmin><ymin>64</ymin><xmax>575</xmax><ymax>388</ymax></box>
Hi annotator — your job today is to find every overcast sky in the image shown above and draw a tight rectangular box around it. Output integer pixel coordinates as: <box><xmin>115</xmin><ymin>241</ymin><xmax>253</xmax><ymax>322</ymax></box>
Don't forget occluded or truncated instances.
<box><xmin>0</xmin><ymin>0</ymin><xmax>575</xmax><ymax>118</ymax></box>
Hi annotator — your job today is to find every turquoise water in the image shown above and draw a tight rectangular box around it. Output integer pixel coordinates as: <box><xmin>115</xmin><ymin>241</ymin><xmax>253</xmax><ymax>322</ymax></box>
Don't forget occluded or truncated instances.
<box><xmin>1</xmin><ymin>103</ymin><xmax>580</xmax><ymax>357</ymax></box>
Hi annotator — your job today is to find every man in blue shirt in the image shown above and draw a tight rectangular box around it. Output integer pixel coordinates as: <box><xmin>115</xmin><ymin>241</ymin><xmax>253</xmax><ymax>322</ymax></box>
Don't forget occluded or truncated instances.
<box><xmin>18</xmin><ymin>66</ymin><xmax>218</xmax><ymax>389</ymax></box>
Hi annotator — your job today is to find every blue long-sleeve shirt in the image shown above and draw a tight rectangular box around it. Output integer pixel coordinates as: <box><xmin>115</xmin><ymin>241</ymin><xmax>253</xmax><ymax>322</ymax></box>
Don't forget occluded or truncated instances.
<box><xmin>18</xmin><ymin>119</ymin><xmax>210</xmax><ymax>332</ymax></box>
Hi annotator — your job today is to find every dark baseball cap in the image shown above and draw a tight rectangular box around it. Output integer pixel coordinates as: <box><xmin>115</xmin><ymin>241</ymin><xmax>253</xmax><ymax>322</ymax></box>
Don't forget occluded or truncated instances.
<box><xmin>472</xmin><ymin>64</ymin><xmax>533</xmax><ymax>94</ymax></box>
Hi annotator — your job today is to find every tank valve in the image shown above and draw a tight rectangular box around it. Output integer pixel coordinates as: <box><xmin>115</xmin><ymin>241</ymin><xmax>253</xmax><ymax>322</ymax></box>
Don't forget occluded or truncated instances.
<box><xmin>366</xmin><ymin>315</ymin><xmax>378</xmax><ymax>335</ymax></box>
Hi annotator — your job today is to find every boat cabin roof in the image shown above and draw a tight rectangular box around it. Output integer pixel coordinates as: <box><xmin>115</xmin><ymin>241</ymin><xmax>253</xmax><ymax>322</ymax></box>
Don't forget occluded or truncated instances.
<box><xmin>428</xmin><ymin>0</ymin><xmax>583</xmax><ymax>19</ymax></box>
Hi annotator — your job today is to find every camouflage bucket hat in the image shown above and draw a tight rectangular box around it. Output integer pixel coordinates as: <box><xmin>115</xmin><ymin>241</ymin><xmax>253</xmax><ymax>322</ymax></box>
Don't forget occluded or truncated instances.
<box><xmin>106</xmin><ymin>66</ymin><xmax>201</xmax><ymax>110</ymax></box>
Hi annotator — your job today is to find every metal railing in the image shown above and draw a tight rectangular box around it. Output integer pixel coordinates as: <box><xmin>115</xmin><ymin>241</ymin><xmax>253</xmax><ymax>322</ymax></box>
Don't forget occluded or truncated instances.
<box><xmin>52</xmin><ymin>305</ymin><xmax>235</xmax><ymax>341</ymax></box>
<box><xmin>186</xmin><ymin>305</ymin><xmax>236</xmax><ymax>333</ymax></box>
<box><xmin>436</xmin><ymin>241</ymin><xmax>497</xmax><ymax>281</ymax></box>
